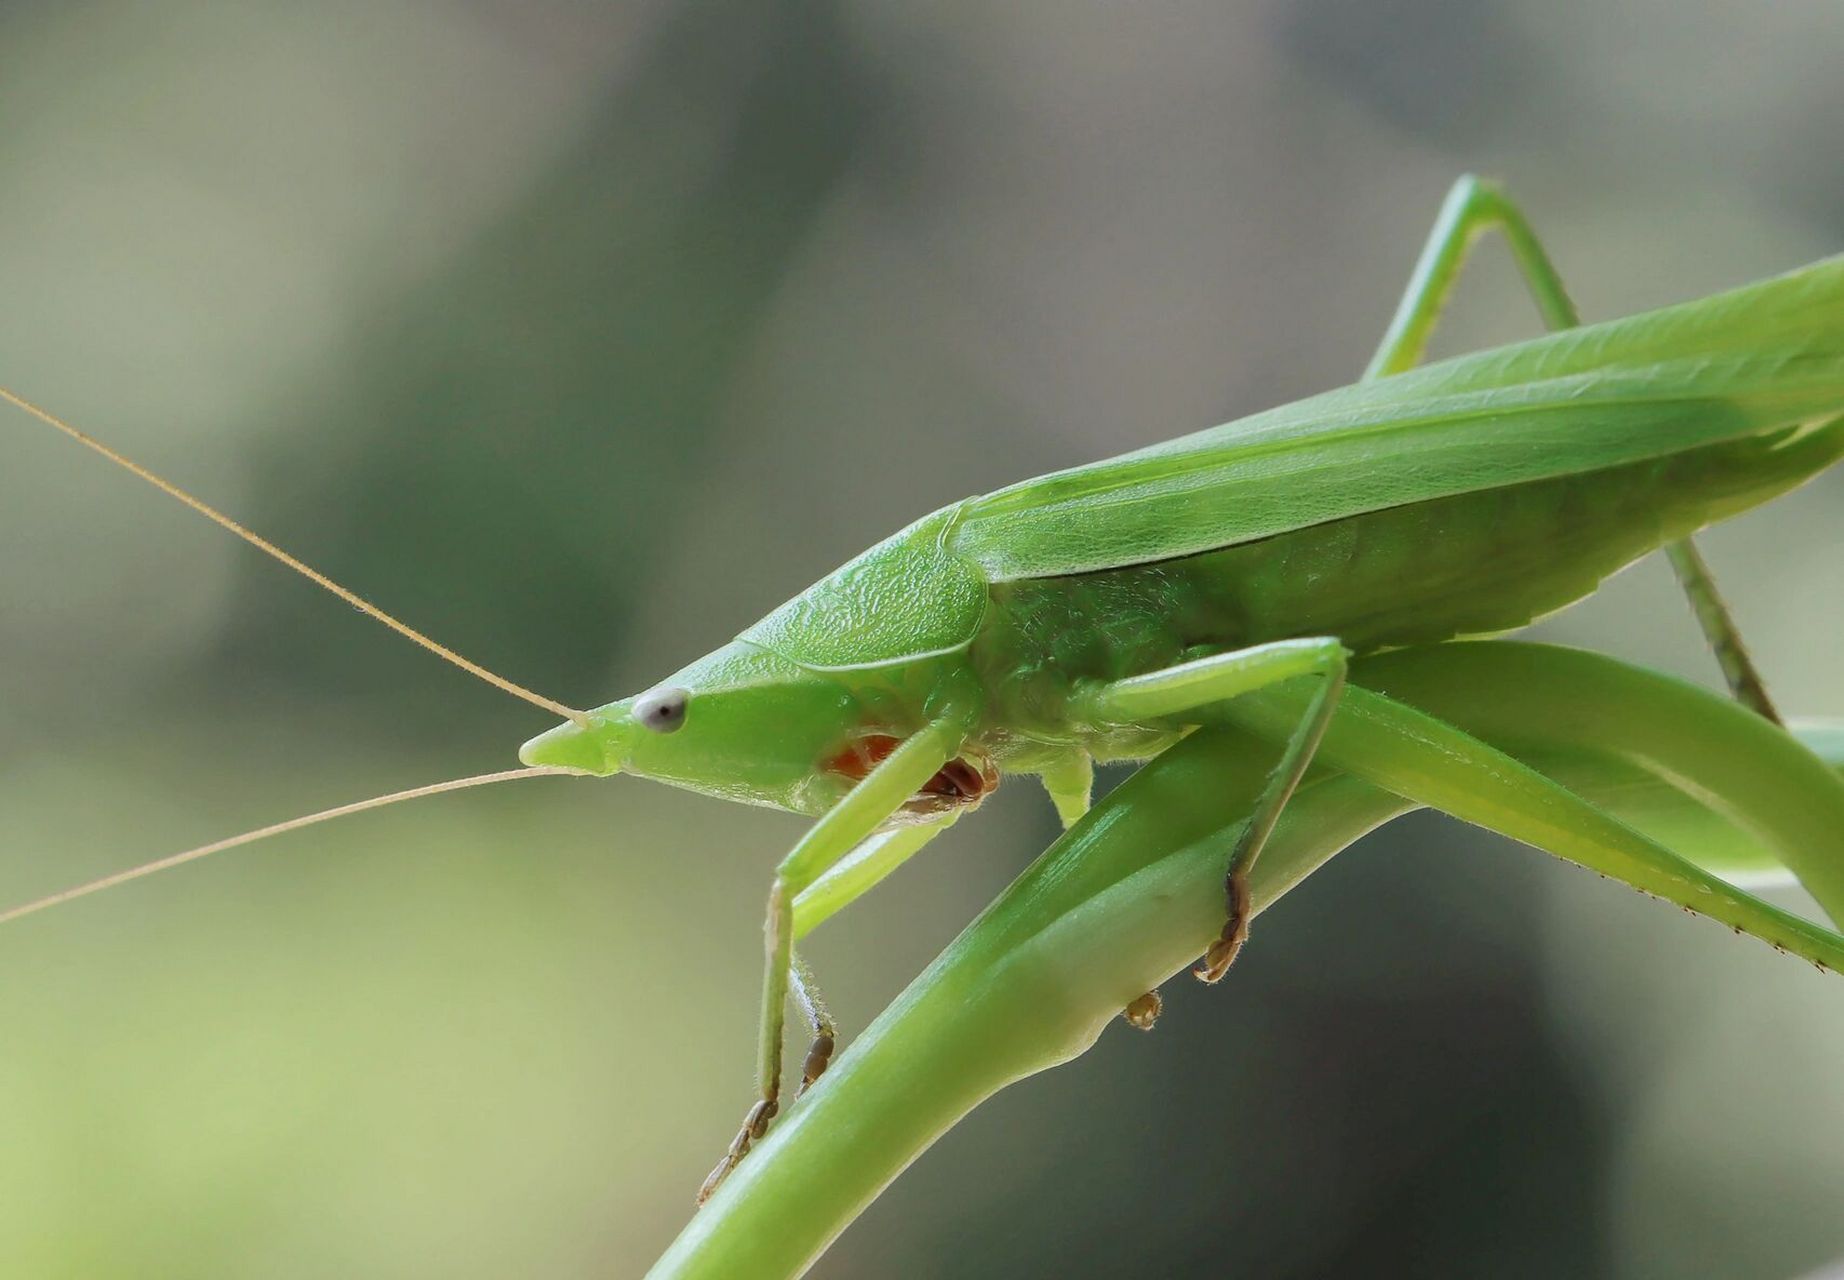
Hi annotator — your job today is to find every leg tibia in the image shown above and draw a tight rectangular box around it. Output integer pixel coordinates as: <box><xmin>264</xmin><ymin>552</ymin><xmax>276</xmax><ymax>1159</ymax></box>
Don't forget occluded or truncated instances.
<box><xmin>1370</xmin><ymin>176</ymin><xmax>1779</xmax><ymax>722</ymax></box>
<box><xmin>1083</xmin><ymin>638</ymin><xmax>1350</xmax><ymax>982</ymax></box>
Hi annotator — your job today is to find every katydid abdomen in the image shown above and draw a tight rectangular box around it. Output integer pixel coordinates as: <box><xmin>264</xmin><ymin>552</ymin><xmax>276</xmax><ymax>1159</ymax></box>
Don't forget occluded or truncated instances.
<box><xmin>975</xmin><ymin>416</ymin><xmax>1844</xmax><ymax>750</ymax></box>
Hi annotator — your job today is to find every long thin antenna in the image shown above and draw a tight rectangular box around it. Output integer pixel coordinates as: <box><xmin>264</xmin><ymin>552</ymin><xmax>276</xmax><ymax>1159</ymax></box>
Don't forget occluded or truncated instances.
<box><xmin>2</xmin><ymin>385</ymin><xmax>589</xmax><ymax>727</ymax></box>
<box><xmin>0</xmin><ymin>765</ymin><xmax>582</xmax><ymax>925</ymax></box>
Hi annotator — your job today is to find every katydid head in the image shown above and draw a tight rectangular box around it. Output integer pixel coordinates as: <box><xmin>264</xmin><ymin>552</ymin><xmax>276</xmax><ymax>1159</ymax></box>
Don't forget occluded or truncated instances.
<box><xmin>519</xmin><ymin>640</ymin><xmax>889</xmax><ymax>814</ymax></box>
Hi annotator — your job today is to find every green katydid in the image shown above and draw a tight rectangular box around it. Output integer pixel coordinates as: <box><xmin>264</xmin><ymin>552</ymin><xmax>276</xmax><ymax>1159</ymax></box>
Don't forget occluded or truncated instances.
<box><xmin>5</xmin><ymin>176</ymin><xmax>1844</xmax><ymax>1207</ymax></box>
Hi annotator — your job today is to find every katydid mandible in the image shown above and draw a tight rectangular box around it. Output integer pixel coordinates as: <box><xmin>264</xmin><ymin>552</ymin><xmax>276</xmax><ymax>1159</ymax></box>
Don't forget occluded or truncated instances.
<box><xmin>5</xmin><ymin>177</ymin><xmax>1842</xmax><ymax>1202</ymax></box>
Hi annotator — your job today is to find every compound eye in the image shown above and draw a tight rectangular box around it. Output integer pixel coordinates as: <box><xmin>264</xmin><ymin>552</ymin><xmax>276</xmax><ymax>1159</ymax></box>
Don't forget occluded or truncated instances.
<box><xmin>633</xmin><ymin>686</ymin><xmax>690</xmax><ymax>734</ymax></box>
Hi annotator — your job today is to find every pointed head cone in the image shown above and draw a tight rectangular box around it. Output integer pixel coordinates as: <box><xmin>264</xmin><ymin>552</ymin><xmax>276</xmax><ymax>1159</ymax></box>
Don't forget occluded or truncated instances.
<box><xmin>519</xmin><ymin>716</ymin><xmax>622</xmax><ymax>776</ymax></box>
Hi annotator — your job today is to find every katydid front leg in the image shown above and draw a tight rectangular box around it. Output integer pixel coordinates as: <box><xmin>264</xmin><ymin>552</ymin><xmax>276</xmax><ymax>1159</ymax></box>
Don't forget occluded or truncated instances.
<box><xmin>697</xmin><ymin>712</ymin><xmax>972</xmax><ymax>1204</ymax></box>
<box><xmin>1369</xmin><ymin>175</ymin><xmax>1781</xmax><ymax>723</ymax></box>
<box><xmin>1075</xmin><ymin>637</ymin><xmax>1349</xmax><ymax>982</ymax></box>
<box><xmin>788</xmin><ymin>816</ymin><xmax>962</xmax><ymax>938</ymax></box>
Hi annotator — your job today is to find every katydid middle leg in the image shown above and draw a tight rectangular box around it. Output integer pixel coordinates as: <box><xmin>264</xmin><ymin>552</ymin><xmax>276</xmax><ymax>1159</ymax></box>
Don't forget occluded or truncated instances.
<box><xmin>1082</xmin><ymin>640</ymin><xmax>1844</xmax><ymax>989</ymax></box>
<box><xmin>788</xmin><ymin>952</ymin><xmax>837</xmax><ymax>1096</ymax></box>
<box><xmin>1075</xmin><ymin>637</ymin><xmax>1349</xmax><ymax>982</ymax></box>
<box><xmin>1218</xmin><ymin>667</ymin><xmax>1844</xmax><ymax>970</ymax></box>
<box><xmin>1369</xmin><ymin>174</ymin><xmax>1782</xmax><ymax>723</ymax></box>
<box><xmin>781</xmin><ymin>817</ymin><xmax>962</xmax><ymax>1084</ymax></box>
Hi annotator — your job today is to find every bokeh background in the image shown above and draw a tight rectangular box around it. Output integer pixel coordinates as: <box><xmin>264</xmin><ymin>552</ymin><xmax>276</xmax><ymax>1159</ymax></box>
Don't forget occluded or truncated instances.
<box><xmin>4</xmin><ymin>2</ymin><xmax>1844</xmax><ymax>1276</ymax></box>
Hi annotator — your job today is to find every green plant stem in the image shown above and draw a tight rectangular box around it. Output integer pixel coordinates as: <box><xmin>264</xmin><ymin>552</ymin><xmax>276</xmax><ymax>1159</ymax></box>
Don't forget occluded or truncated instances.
<box><xmin>652</xmin><ymin>731</ymin><xmax>1382</xmax><ymax>1280</ymax></box>
<box><xmin>650</xmin><ymin>643</ymin><xmax>1844</xmax><ymax>1279</ymax></box>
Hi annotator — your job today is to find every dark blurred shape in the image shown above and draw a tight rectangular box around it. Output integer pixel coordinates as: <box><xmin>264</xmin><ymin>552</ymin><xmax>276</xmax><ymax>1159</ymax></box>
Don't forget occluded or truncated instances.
<box><xmin>217</xmin><ymin>0</ymin><xmax>872</xmax><ymax>729</ymax></box>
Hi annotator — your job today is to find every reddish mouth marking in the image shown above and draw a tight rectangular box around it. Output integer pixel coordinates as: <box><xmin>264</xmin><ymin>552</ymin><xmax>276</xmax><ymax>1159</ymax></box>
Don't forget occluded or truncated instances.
<box><xmin>824</xmin><ymin>734</ymin><xmax>998</xmax><ymax>806</ymax></box>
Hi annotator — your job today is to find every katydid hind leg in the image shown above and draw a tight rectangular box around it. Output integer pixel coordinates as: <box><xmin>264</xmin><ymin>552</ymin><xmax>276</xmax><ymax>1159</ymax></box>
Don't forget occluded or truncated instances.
<box><xmin>1368</xmin><ymin>176</ymin><xmax>1781</xmax><ymax>723</ymax></box>
<box><xmin>1080</xmin><ymin>637</ymin><xmax>1349</xmax><ymax>982</ymax></box>
<box><xmin>1664</xmin><ymin>540</ymin><xmax>1782</xmax><ymax>724</ymax></box>
<box><xmin>1364</xmin><ymin>174</ymin><xmax>1578</xmax><ymax>379</ymax></box>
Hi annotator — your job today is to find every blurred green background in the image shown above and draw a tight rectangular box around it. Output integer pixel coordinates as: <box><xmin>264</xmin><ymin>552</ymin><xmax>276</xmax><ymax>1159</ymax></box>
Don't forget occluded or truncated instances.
<box><xmin>4</xmin><ymin>2</ymin><xmax>1844</xmax><ymax>1276</ymax></box>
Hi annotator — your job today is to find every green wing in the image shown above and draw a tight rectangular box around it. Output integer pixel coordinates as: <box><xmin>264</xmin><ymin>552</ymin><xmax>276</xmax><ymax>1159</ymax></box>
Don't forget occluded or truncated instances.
<box><xmin>952</xmin><ymin>255</ymin><xmax>1844</xmax><ymax>580</ymax></box>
